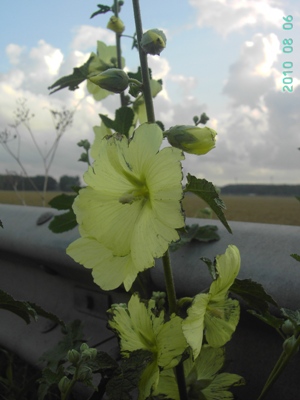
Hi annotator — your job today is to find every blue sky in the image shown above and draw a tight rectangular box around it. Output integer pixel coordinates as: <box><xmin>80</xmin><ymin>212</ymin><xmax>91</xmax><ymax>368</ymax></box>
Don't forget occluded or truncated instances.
<box><xmin>0</xmin><ymin>0</ymin><xmax>299</xmax><ymax>187</ymax></box>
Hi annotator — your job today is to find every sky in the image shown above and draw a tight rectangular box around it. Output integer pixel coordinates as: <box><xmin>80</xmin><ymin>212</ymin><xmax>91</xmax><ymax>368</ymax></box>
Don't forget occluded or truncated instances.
<box><xmin>0</xmin><ymin>0</ymin><xmax>299</xmax><ymax>188</ymax></box>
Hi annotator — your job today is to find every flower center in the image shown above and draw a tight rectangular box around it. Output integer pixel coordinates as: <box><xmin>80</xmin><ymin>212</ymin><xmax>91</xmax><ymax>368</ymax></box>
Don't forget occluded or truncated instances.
<box><xmin>119</xmin><ymin>184</ymin><xmax>149</xmax><ymax>205</ymax></box>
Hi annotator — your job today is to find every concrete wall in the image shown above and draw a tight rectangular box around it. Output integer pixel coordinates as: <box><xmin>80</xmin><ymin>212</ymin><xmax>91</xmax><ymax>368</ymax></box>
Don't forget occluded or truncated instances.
<box><xmin>0</xmin><ymin>204</ymin><xmax>299</xmax><ymax>399</ymax></box>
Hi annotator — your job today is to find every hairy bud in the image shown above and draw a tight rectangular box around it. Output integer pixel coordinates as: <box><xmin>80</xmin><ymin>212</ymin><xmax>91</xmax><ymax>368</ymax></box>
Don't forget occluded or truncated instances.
<box><xmin>88</xmin><ymin>68</ymin><xmax>129</xmax><ymax>93</ymax></box>
<box><xmin>140</xmin><ymin>29</ymin><xmax>166</xmax><ymax>55</ymax></box>
<box><xmin>165</xmin><ymin>125</ymin><xmax>217</xmax><ymax>155</ymax></box>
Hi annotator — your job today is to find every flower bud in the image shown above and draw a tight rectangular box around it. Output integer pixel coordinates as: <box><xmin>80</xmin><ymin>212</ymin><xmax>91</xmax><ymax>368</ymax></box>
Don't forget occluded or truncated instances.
<box><xmin>81</xmin><ymin>347</ymin><xmax>98</xmax><ymax>361</ymax></box>
<box><xmin>165</xmin><ymin>125</ymin><xmax>217</xmax><ymax>155</ymax></box>
<box><xmin>77</xmin><ymin>365</ymin><xmax>93</xmax><ymax>381</ymax></box>
<box><xmin>58</xmin><ymin>376</ymin><xmax>71</xmax><ymax>394</ymax></box>
<box><xmin>140</xmin><ymin>29</ymin><xmax>166</xmax><ymax>55</ymax></box>
<box><xmin>67</xmin><ymin>349</ymin><xmax>81</xmax><ymax>364</ymax></box>
<box><xmin>88</xmin><ymin>68</ymin><xmax>129</xmax><ymax>93</ymax></box>
<box><xmin>107</xmin><ymin>16</ymin><xmax>125</xmax><ymax>34</ymax></box>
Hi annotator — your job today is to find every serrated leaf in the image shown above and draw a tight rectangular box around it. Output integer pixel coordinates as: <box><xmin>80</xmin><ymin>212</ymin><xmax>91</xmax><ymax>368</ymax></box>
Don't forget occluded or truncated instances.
<box><xmin>0</xmin><ymin>289</ymin><xmax>37</xmax><ymax>324</ymax></box>
<box><xmin>48</xmin><ymin>210</ymin><xmax>77</xmax><ymax>233</ymax></box>
<box><xmin>184</xmin><ymin>174</ymin><xmax>232</xmax><ymax>233</ymax></box>
<box><xmin>200</xmin><ymin>257</ymin><xmax>217</xmax><ymax>280</ymax></box>
<box><xmin>248</xmin><ymin>310</ymin><xmax>283</xmax><ymax>330</ymax></box>
<box><xmin>100</xmin><ymin>107</ymin><xmax>135</xmax><ymax>138</ymax></box>
<box><xmin>48</xmin><ymin>54</ymin><xmax>96</xmax><ymax>94</ymax></box>
<box><xmin>230</xmin><ymin>278</ymin><xmax>278</xmax><ymax>313</ymax></box>
<box><xmin>38</xmin><ymin>365</ymin><xmax>65</xmax><ymax>400</ymax></box>
<box><xmin>106</xmin><ymin>350</ymin><xmax>153</xmax><ymax>400</ymax></box>
<box><xmin>48</xmin><ymin>193</ymin><xmax>76</xmax><ymax>210</ymax></box>
<box><xmin>170</xmin><ymin>224</ymin><xmax>219</xmax><ymax>252</ymax></box>
<box><xmin>40</xmin><ymin>320</ymin><xmax>84</xmax><ymax>369</ymax></box>
<box><xmin>281</xmin><ymin>308</ymin><xmax>300</xmax><ymax>327</ymax></box>
<box><xmin>291</xmin><ymin>253</ymin><xmax>300</xmax><ymax>262</ymax></box>
<box><xmin>0</xmin><ymin>289</ymin><xmax>65</xmax><ymax>327</ymax></box>
<box><xmin>89</xmin><ymin>351</ymin><xmax>118</xmax><ymax>374</ymax></box>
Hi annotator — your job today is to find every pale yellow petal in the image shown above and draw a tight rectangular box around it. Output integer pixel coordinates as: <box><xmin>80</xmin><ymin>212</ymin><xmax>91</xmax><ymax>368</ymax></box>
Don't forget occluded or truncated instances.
<box><xmin>205</xmin><ymin>298</ymin><xmax>240</xmax><ymax>348</ymax></box>
<box><xmin>66</xmin><ymin>237</ymin><xmax>137</xmax><ymax>291</ymax></box>
<box><xmin>210</xmin><ymin>245</ymin><xmax>241</xmax><ymax>301</ymax></box>
<box><xmin>182</xmin><ymin>293</ymin><xmax>209</xmax><ymax>359</ymax></box>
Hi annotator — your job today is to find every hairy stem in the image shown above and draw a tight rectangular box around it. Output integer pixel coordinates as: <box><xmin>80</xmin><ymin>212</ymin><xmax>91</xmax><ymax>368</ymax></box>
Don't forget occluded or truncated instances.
<box><xmin>132</xmin><ymin>0</ymin><xmax>155</xmax><ymax>123</ymax></box>
<box><xmin>114</xmin><ymin>0</ymin><xmax>126</xmax><ymax>107</ymax></box>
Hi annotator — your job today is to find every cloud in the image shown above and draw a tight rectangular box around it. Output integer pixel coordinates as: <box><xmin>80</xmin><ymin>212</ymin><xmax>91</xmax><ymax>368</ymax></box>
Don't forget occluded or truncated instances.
<box><xmin>71</xmin><ymin>25</ymin><xmax>115</xmax><ymax>51</ymax></box>
<box><xmin>189</xmin><ymin>0</ymin><xmax>284</xmax><ymax>36</ymax></box>
<box><xmin>222</xmin><ymin>33</ymin><xmax>281</xmax><ymax>107</ymax></box>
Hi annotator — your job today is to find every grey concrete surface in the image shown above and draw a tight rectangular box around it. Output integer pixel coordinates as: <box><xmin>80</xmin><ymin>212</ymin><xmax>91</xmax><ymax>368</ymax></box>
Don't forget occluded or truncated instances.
<box><xmin>0</xmin><ymin>204</ymin><xmax>300</xmax><ymax>399</ymax></box>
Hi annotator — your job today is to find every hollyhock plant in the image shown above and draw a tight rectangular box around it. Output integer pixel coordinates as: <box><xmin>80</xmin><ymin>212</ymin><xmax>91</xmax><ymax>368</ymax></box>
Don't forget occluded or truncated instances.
<box><xmin>67</xmin><ymin>123</ymin><xmax>185</xmax><ymax>291</ymax></box>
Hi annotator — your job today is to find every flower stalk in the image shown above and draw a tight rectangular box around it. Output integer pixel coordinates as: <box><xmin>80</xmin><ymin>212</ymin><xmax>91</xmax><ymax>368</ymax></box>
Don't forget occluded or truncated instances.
<box><xmin>114</xmin><ymin>0</ymin><xmax>126</xmax><ymax>107</ymax></box>
<box><xmin>132</xmin><ymin>0</ymin><xmax>155</xmax><ymax>123</ymax></box>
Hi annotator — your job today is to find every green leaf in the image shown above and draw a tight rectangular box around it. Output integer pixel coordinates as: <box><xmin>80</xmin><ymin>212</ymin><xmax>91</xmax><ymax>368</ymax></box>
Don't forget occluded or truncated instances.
<box><xmin>106</xmin><ymin>350</ymin><xmax>153</xmax><ymax>400</ymax></box>
<box><xmin>248</xmin><ymin>310</ymin><xmax>283</xmax><ymax>330</ymax></box>
<box><xmin>38</xmin><ymin>365</ymin><xmax>65</xmax><ymax>400</ymax></box>
<box><xmin>0</xmin><ymin>289</ymin><xmax>65</xmax><ymax>327</ymax></box>
<box><xmin>128</xmin><ymin>67</ymin><xmax>152</xmax><ymax>82</ymax></box>
<box><xmin>184</xmin><ymin>174</ymin><xmax>232</xmax><ymax>233</ymax></box>
<box><xmin>48</xmin><ymin>54</ymin><xmax>96</xmax><ymax>94</ymax></box>
<box><xmin>90</xmin><ymin>4</ymin><xmax>111</xmax><ymax>19</ymax></box>
<box><xmin>40</xmin><ymin>320</ymin><xmax>84</xmax><ymax>370</ymax></box>
<box><xmin>100</xmin><ymin>106</ymin><xmax>135</xmax><ymax>138</ymax></box>
<box><xmin>79</xmin><ymin>152</ymin><xmax>89</xmax><ymax>163</ymax></box>
<box><xmin>281</xmin><ymin>308</ymin><xmax>300</xmax><ymax>327</ymax></box>
<box><xmin>48</xmin><ymin>193</ymin><xmax>77</xmax><ymax>210</ymax></box>
<box><xmin>200</xmin><ymin>257</ymin><xmax>217</xmax><ymax>280</ymax></box>
<box><xmin>230</xmin><ymin>278</ymin><xmax>278</xmax><ymax>313</ymax></box>
<box><xmin>291</xmin><ymin>253</ymin><xmax>300</xmax><ymax>262</ymax></box>
<box><xmin>0</xmin><ymin>289</ymin><xmax>37</xmax><ymax>324</ymax></box>
<box><xmin>48</xmin><ymin>210</ymin><xmax>77</xmax><ymax>233</ymax></box>
<box><xmin>170</xmin><ymin>224</ymin><xmax>219</xmax><ymax>252</ymax></box>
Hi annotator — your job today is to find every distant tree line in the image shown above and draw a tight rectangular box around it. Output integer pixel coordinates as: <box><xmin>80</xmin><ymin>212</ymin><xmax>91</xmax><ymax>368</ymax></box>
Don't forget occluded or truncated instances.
<box><xmin>221</xmin><ymin>184</ymin><xmax>300</xmax><ymax>196</ymax></box>
<box><xmin>0</xmin><ymin>174</ymin><xmax>80</xmax><ymax>192</ymax></box>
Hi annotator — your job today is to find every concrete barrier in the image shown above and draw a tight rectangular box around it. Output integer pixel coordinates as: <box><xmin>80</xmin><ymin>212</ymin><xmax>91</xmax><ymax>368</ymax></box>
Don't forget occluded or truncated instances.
<box><xmin>0</xmin><ymin>204</ymin><xmax>299</xmax><ymax>399</ymax></box>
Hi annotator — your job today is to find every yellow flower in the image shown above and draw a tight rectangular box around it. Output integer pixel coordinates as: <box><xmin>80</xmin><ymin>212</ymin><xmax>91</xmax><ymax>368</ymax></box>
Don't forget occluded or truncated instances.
<box><xmin>67</xmin><ymin>123</ymin><xmax>184</xmax><ymax>291</ymax></box>
<box><xmin>108</xmin><ymin>294</ymin><xmax>187</xmax><ymax>399</ymax></box>
<box><xmin>182</xmin><ymin>245</ymin><xmax>241</xmax><ymax>359</ymax></box>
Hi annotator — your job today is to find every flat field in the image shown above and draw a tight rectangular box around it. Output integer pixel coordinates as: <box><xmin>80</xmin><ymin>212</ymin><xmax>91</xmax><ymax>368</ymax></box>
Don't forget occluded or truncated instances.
<box><xmin>183</xmin><ymin>193</ymin><xmax>300</xmax><ymax>226</ymax></box>
<box><xmin>1</xmin><ymin>190</ymin><xmax>300</xmax><ymax>226</ymax></box>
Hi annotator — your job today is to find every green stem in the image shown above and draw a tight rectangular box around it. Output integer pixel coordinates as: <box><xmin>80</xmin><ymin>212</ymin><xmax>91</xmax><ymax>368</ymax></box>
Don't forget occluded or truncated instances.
<box><xmin>114</xmin><ymin>0</ymin><xmax>126</xmax><ymax>107</ymax></box>
<box><xmin>162</xmin><ymin>250</ymin><xmax>177</xmax><ymax>314</ymax></box>
<box><xmin>132</xmin><ymin>0</ymin><xmax>155</xmax><ymax>123</ymax></box>
<box><xmin>162</xmin><ymin>251</ymin><xmax>188</xmax><ymax>400</ymax></box>
<box><xmin>257</xmin><ymin>334</ymin><xmax>300</xmax><ymax>400</ymax></box>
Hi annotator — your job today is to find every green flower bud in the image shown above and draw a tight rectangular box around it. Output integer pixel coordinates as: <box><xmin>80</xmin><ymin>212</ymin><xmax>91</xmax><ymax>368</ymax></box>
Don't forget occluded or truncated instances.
<box><xmin>77</xmin><ymin>365</ymin><xmax>93</xmax><ymax>381</ymax></box>
<box><xmin>79</xmin><ymin>343</ymin><xmax>89</xmax><ymax>352</ymax></box>
<box><xmin>140</xmin><ymin>29</ymin><xmax>166</xmax><ymax>55</ymax></box>
<box><xmin>165</xmin><ymin>125</ymin><xmax>217</xmax><ymax>155</ymax></box>
<box><xmin>58</xmin><ymin>376</ymin><xmax>71</xmax><ymax>394</ymax></box>
<box><xmin>283</xmin><ymin>335</ymin><xmax>299</xmax><ymax>355</ymax></box>
<box><xmin>81</xmin><ymin>347</ymin><xmax>98</xmax><ymax>361</ymax></box>
<box><xmin>67</xmin><ymin>349</ymin><xmax>81</xmax><ymax>364</ymax></box>
<box><xmin>107</xmin><ymin>16</ymin><xmax>125</xmax><ymax>34</ymax></box>
<box><xmin>282</xmin><ymin>319</ymin><xmax>295</xmax><ymax>336</ymax></box>
<box><xmin>88</xmin><ymin>68</ymin><xmax>129</xmax><ymax>93</ymax></box>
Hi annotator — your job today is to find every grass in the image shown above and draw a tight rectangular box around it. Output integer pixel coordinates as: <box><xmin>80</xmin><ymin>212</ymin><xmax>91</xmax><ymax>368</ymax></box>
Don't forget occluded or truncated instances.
<box><xmin>1</xmin><ymin>190</ymin><xmax>300</xmax><ymax>226</ymax></box>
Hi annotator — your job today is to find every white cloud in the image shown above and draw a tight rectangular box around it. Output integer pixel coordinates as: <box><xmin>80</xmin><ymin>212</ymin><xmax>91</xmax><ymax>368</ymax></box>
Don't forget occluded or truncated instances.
<box><xmin>71</xmin><ymin>25</ymin><xmax>115</xmax><ymax>51</ymax></box>
<box><xmin>5</xmin><ymin>44</ymin><xmax>26</xmax><ymax>65</ymax></box>
<box><xmin>222</xmin><ymin>33</ymin><xmax>280</xmax><ymax>107</ymax></box>
<box><xmin>189</xmin><ymin>0</ymin><xmax>284</xmax><ymax>36</ymax></box>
